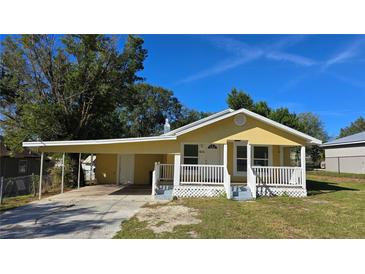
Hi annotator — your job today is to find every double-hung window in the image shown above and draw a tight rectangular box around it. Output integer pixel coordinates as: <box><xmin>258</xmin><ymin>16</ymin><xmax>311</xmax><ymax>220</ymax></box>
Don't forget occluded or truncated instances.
<box><xmin>253</xmin><ymin>146</ymin><xmax>269</xmax><ymax>166</ymax></box>
<box><xmin>183</xmin><ymin>144</ymin><xmax>198</xmax><ymax>164</ymax></box>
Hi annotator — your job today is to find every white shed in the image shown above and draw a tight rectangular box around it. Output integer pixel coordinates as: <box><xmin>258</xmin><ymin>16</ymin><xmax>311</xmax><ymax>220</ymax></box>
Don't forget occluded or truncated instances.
<box><xmin>322</xmin><ymin>131</ymin><xmax>365</xmax><ymax>174</ymax></box>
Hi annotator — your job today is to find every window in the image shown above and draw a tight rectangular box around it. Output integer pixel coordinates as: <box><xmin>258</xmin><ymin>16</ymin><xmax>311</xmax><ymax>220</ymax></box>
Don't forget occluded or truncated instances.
<box><xmin>18</xmin><ymin>160</ymin><xmax>27</xmax><ymax>174</ymax></box>
<box><xmin>253</xmin><ymin>146</ymin><xmax>269</xmax><ymax>166</ymax></box>
<box><xmin>183</xmin><ymin>144</ymin><xmax>198</xmax><ymax>164</ymax></box>
<box><xmin>234</xmin><ymin>143</ymin><xmax>247</xmax><ymax>175</ymax></box>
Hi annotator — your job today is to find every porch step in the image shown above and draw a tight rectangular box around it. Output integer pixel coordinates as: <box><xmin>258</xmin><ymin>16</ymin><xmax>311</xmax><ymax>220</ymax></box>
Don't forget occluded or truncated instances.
<box><xmin>231</xmin><ymin>186</ymin><xmax>253</xmax><ymax>201</ymax></box>
<box><xmin>155</xmin><ymin>185</ymin><xmax>173</xmax><ymax>200</ymax></box>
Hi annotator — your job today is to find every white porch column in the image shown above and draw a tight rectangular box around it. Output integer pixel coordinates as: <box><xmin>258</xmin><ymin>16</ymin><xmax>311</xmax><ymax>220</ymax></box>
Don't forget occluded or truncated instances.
<box><xmin>301</xmin><ymin>146</ymin><xmax>306</xmax><ymax>189</ymax></box>
<box><xmin>223</xmin><ymin>143</ymin><xmax>228</xmax><ymax>169</ymax></box>
<box><xmin>77</xmin><ymin>153</ymin><xmax>81</xmax><ymax>189</ymax></box>
<box><xmin>38</xmin><ymin>152</ymin><xmax>44</xmax><ymax>200</ymax></box>
<box><xmin>173</xmin><ymin>154</ymin><xmax>181</xmax><ymax>187</ymax></box>
<box><xmin>247</xmin><ymin>143</ymin><xmax>252</xmax><ymax>172</ymax></box>
<box><xmin>61</xmin><ymin>153</ymin><xmax>65</xmax><ymax>193</ymax></box>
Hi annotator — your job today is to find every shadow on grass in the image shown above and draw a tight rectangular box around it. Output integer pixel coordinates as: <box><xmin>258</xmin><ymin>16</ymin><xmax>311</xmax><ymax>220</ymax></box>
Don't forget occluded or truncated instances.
<box><xmin>307</xmin><ymin>179</ymin><xmax>358</xmax><ymax>196</ymax></box>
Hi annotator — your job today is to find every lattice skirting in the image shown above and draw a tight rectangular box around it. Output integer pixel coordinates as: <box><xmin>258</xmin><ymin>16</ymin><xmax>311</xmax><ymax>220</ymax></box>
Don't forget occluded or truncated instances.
<box><xmin>257</xmin><ymin>185</ymin><xmax>307</xmax><ymax>197</ymax></box>
<box><xmin>173</xmin><ymin>185</ymin><xmax>225</xmax><ymax>198</ymax></box>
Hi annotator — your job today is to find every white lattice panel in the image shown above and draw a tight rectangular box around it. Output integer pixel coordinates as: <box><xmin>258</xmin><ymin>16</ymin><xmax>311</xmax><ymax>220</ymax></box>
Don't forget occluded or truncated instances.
<box><xmin>257</xmin><ymin>186</ymin><xmax>307</xmax><ymax>197</ymax></box>
<box><xmin>173</xmin><ymin>186</ymin><xmax>225</xmax><ymax>198</ymax></box>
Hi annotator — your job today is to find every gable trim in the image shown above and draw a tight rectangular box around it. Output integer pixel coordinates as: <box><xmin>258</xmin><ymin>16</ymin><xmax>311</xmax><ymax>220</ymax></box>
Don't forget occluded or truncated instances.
<box><xmin>173</xmin><ymin>108</ymin><xmax>322</xmax><ymax>145</ymax></box>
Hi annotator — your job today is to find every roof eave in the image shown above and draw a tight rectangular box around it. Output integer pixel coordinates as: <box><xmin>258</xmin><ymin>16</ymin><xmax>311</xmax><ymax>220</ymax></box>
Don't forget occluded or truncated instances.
<box><xmin>22</xmin><ymin>135</ymin><xmax>177</xmax><ymax>148</ymax></box>
<box><xmin>321</xmin><ymin>140</ymin><xmax>365</xmax><ymax>147</ymax></box>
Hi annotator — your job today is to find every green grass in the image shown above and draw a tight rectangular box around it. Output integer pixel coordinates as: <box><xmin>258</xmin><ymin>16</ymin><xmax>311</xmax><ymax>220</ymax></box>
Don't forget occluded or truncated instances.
<box><xmin>115</xmin><ymin>174</ymin><xmax>365</xmax><ymax>239</ymax></box>
<box><xmin>308</xmin><ymin>170</ymin><xmax>365</xmax><ymax>180</ymax></box>
<box><xmin>0</xmin><ymin>188</ymin><xmax>72</xmax><ymax>213</ymax></box>
<box><xmin>0</xmin><ymin>195</ymin><xmax>35</xmax><ymax>212</ymax></box>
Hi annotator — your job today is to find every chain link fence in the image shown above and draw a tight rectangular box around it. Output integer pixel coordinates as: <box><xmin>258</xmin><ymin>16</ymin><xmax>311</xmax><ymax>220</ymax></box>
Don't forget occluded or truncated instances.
<box><xmin>0</xmin><ymin>174</ymin><xmax>60</xmax><ymax>204</ymax></box>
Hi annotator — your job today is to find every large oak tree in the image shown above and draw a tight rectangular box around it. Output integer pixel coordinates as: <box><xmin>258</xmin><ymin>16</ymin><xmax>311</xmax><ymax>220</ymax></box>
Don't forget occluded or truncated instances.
<box><xmin>0</xmin><ymin>34</ymin><xmax>147</xmax><ymax>150</ymax></box>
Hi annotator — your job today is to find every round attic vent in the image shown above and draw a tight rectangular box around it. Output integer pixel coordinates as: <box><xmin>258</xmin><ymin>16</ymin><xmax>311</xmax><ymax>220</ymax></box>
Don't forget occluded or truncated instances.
<box><xmin>234</xmin><ymin>113</ymin><xmax>246</xmax><ymax>126</ymax></box>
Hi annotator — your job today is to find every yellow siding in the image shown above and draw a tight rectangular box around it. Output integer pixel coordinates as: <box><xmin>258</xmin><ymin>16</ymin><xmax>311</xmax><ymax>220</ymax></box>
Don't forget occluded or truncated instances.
<box><xmin>177</xmin><ymin>115</ymin><xmax>307</xmax><ymax>146</ymax></box>
<box><xmin>95</xmin><ymin>154</ymin><xmax>117</xmax><ymax>184</ymax></box>
<box><xmin>163</xmin><ymin>154</ymin><xmax>175</xmax><ymax>164</ymax></box>
<box><xmin>134</xmin><ymin>154</ymin><xmax>164</xmax><ymax>185</ymax></box>
<box><xmin>272</xmin><ymin>145</ymin><xmax>280</xmax><ymax>166</ymax></box>
<box><xmin>283</xmin><ymin>147</ymin><xmax>293</xmax><ymax>166</ymax></box>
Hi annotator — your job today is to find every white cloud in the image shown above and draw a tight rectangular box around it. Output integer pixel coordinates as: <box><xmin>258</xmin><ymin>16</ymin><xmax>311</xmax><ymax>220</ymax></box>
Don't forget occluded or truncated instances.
<box><xmin>266</xmin><ymin>51</ymin><xmax>316</xmax><ymax>66</ymax></box>
<box><xmin>177</xmin><ymin>35</ymin><xmax>315</xmax><ymax>84</ymax></box>
<box><xmin>322</xmin><ymin>37</ymin><xmax>365</xmax><ymax>70</ymax></box>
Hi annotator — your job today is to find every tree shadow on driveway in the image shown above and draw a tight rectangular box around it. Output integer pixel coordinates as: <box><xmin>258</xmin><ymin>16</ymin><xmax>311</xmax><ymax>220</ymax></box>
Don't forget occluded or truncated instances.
<box><xmin>0</xmin><ymin>202</ymin><xmax>121</xmax><ymax>239</ymax></box>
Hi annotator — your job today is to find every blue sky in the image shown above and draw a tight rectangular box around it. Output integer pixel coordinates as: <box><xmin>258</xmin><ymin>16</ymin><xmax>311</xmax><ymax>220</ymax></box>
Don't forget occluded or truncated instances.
<box><xmin>138</xmin><ymin>35</ymin><xmax>365</xmax><ymax>137</ymax></box>
<box><xmin>1</xmin><ymin>34</ymin><xmax>365</xmax><ymax>137</ymax></box>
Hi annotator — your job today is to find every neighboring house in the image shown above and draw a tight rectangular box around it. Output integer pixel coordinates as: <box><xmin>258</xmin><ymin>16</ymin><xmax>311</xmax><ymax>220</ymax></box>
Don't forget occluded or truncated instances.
<box><xmin>0</xmin><ymin>136</ymin><xmax>51</xmax><ymax>179</ymax></box>
<box><xmin>23</xmin><ymin>108</ymin><xmax>322</xmax><ymax>200</ymax></box>
<box><xmin>322</xmin><ymin>131</ymin><xmax>365</xmax><ymax>174</ymax></box>
<box><xmin>82</xmin><ymin>155</ymin><xmax>96</xmax><ymax>181</ymax></box>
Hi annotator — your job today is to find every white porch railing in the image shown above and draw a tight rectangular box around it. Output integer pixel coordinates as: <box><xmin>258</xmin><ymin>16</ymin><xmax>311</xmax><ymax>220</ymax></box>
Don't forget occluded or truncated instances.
<box><xmin>180</xmin><ymin>164</ymin><xmax>224</xmax><ymax>185</ymax></box>
<box><xmin>252</xmin><ymin>166</ymin><xmax>304</xmax><ymax>187</ymax></box>
<box><xmin>159</xmin><ymin>164</ymin><xmax>174</xmax><ymax>181</ymax></box>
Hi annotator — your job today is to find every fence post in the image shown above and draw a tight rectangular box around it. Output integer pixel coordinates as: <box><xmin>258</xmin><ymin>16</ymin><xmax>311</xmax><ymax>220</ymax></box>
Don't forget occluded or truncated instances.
<box><xmin>39</xmin><ymin>152</ymin><xmax>44</xmax><ymax>200</ymax></box>
<box><xmin>31</xmin><ymin>173</ymin><xmax>35</xmax><ymax>197</ymax></box>
<box><xmin>0</xmin><ymin>176</ymin><xmax>3</xmax><ymax>204</ymax></box>
<box><xmin>77</xmin><ymin>153</ymin><xmax>81</xmax><ymax>189</ymax></box>
<box><xmin>61</xmin><ymin>153</ymin><xmax>65</xmax><ymax>193</ymax></box>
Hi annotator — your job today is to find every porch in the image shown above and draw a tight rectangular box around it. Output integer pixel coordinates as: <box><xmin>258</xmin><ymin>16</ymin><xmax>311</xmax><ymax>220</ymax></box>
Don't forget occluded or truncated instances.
<box><xmin>152</xmin><ymin>142</ymin><xmax>307</xmax><ymax>200</ymax></box>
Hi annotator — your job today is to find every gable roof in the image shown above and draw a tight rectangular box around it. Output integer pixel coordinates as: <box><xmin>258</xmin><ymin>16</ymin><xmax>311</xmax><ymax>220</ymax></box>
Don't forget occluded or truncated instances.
<box><xmin>23</xmin><ymin>107</ymin><xmax>322</xmax><ymax>148</ymax></box>
<box><xmin>165</xmin><ymin>108</ymin><xmax>322</xmax><ymax>145</ymax></box>
<box><xmin>322</xmin><ymin>131</ymin><xmax>365</xmax><ymax>147</ymax></box>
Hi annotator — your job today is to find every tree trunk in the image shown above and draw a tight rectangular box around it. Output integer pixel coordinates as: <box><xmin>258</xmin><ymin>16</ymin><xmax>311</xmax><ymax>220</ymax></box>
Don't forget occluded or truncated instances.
<box><xmin>69</xmin><ymin>153</ymin><xmax>85</xmax><ymax>187</ymax></box>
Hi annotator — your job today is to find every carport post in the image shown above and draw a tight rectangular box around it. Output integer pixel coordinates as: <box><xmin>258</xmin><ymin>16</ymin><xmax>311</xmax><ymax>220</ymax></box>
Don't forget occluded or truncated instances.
<box><xmin>90</xmin><ymin>153</ymin><xmax>94</xmax><ymax>181</ymax></box>
<box><xmin>61</xmin><ymin>153</ymin><xmax>65</xmax><ymax>193</ymax></box>
<box><xmin>77</xmin><ymin>153</ymin><xmax>81</xmax><ymax>189</ymax></box>
<box><xmin>39</xmin><ymin>152</ymin><xmax>44</xmax><ymax>200</ymax></box>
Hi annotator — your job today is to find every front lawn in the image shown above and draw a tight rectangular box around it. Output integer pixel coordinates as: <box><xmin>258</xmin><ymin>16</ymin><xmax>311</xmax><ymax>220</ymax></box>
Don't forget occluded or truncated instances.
<box><xmin>114</xmin><ymin>174</ymin><xmax>365</xmax><ymax>239</ymax></box>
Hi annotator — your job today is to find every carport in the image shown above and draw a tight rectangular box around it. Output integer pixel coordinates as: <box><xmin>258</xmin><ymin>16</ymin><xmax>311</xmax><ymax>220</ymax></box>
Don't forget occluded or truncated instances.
<box><xmin>22</xmin><ymin>136</ymin><xmax>179</xmax><ymax>199</ymax></box>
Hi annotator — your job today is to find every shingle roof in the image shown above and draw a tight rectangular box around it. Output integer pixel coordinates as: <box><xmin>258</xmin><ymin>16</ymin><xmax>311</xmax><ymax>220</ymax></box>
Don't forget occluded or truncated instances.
<box><xmin>322</xmin><ymin>131</ymin><xmax>365</xmax><ymax>147</ymax></box>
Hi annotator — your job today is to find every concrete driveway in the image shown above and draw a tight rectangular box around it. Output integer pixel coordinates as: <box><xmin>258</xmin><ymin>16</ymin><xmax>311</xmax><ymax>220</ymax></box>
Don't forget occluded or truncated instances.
<box><xmin>0</xmin><ymin>185</ymin><xmax>152</xmax><ymax>239</ymax></box>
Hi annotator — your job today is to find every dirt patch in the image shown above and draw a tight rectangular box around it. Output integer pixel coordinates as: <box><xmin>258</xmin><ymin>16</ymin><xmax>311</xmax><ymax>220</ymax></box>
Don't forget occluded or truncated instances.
<box><xmin>135</xmin><ymin>205</ymin><xmax>201</xmax><ymax>233</ymax></box>
<box><xmin>305</xmin><ymin>199</ymin><xmax>330</xmax><ymax>204</ymax></box>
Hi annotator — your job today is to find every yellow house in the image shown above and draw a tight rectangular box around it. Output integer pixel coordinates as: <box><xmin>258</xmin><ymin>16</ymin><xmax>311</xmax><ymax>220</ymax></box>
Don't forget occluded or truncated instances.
<box><xmin>23</xmin><ymin>108</ymin><xmax>322</xmax><ymax>200</ymax></box>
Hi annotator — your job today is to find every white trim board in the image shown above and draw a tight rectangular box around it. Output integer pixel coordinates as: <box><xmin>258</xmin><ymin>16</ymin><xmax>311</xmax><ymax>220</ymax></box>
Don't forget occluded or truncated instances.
<box><xmin>23</xmin><ymin>135</ymin><xmax>176</xmax><ymax>147</ymax></box>
<box><xmin>169</xmin><ymin>108</ymin><xmax>322</xmax><ymax>145</ymax></box>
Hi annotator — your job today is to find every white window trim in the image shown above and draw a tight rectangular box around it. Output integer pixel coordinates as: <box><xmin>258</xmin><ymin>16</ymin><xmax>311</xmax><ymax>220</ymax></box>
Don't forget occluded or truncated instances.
<box><xmin>234</xmin><ymin>143</ymin><xmax>273</xmax><ymax>176</ymax></box>
<box><xmin>181</xmin><ymin>143</ymin><xmax>199</xmax><ymax>164</ymax></box>
<box><xmin>233</xmin><ymin>141</ymin><xmax>248</xmax><ymax>176</ymax></box>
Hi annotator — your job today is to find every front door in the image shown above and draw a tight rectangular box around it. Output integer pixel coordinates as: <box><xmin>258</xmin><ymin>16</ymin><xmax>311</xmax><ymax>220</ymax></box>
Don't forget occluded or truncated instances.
<box><xmin>118</xmin><ymin>154</ymin><xmax>135</xmax><ymax>185</ymax></box>
<box><xmin>201</xmin><ymin>144</ymin><xmax>222</xmax><ymax>165</ymax></box>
